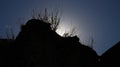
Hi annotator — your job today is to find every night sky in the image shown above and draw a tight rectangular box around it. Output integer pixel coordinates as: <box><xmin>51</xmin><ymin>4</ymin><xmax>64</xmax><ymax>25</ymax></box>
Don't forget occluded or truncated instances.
<box><xmin>0</xmin><ymin>0</ymin><xmax>120</xmax><ymax>55</ymax></box>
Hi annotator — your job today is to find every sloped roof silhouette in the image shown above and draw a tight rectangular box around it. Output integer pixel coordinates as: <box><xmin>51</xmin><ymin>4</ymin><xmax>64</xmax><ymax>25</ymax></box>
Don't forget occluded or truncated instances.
<box><xmin>102</xmin><ymin>41</ymin><xmax>120</xmax><ymax>56</ymax></box>
<box><xmin>101</xmin><ymin>41</ymin><xmax>120</xmax><ymax>67</ymax></box>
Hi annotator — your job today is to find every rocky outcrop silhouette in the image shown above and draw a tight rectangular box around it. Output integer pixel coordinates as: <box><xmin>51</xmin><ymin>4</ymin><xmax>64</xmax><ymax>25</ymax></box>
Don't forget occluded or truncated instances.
<box><xmin>0</xmin><ymin>19</ymin><xmax>98</xmax><ymax>67</ymax></box>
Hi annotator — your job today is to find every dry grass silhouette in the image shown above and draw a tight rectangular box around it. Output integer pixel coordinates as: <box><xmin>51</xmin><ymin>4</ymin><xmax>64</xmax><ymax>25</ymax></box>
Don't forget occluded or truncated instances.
<box><xmin>31</xmin><ymin>8</ymin><xmax>76</xmax><ymax>37</ymax></box>
<box><xmin>32</xmin><ymin>8</ymin><xmax>60</xmax><ymax>31</ymax></box>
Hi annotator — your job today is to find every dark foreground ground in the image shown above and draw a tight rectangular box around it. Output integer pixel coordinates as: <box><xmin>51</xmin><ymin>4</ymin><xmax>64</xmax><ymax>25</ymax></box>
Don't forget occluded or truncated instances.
<box><xmin>0</xmin><ymin>19</ymin><xmax>119</xmax><ymax>67</ymax></box>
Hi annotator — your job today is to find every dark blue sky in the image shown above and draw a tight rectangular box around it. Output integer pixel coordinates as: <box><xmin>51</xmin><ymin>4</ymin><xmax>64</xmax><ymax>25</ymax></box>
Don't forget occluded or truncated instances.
<box><xmin>0</xmin><ymin>0</ymin><xmax>120</xmax><ymax>55</ymax></box>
